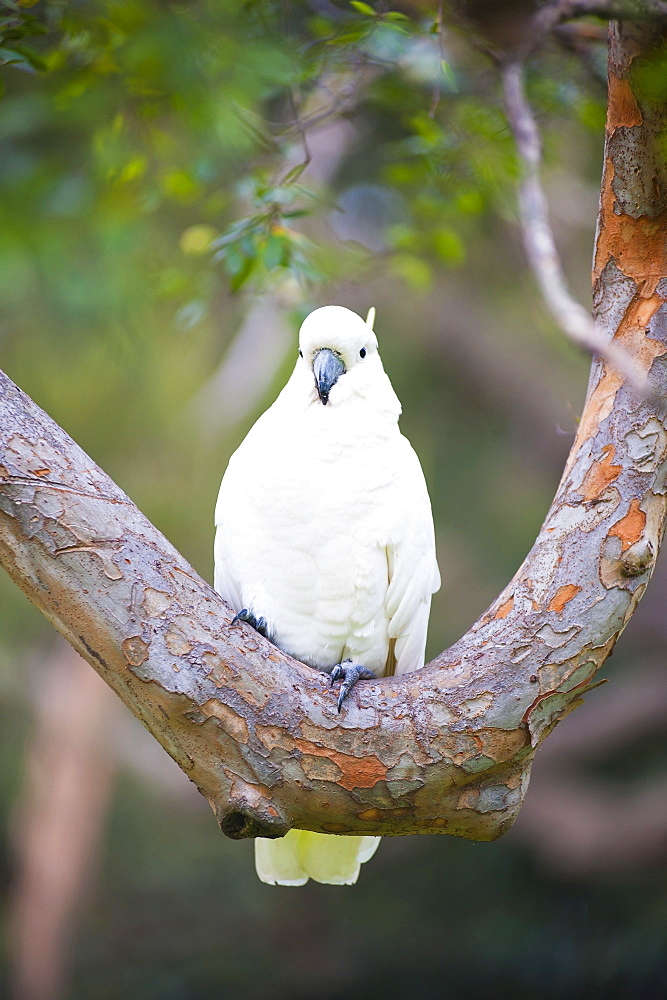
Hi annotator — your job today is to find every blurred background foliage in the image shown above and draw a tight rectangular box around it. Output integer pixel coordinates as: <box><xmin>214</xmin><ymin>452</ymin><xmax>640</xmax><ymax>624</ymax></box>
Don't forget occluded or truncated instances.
<box><xmin>1</xmin><ymin>1</ymin><xmax>667</xmax><ymax>998</ymax></box>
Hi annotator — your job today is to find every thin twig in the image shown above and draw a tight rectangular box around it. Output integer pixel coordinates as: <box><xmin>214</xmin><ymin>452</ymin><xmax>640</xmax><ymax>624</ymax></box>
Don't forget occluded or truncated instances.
<box><xmin>501</xmin><ymin>61</ymin><xmax>648</xmax><ymax>393</ymax></box>
<box><xmin>267</xmin><ymin>73</ymin><xmax>361</xmax><ymax>144</ymax></box>
<box><xmin>429</xmin><ymin>0</ymin><xmax>445</xmax><ymax>118</ymax></box>
<box><xmin>281</xmin><ymin>87</ymin><xmax>312</xmax><ymax>184</ymax></box>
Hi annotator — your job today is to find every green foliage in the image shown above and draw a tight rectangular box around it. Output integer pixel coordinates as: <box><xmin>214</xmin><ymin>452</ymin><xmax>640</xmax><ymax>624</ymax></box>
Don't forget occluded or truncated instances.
<box><xmin>0</xmin><ymin>0</ymin><xmax>607</xmax><ymax>302</ymax></box>
<box><xmin>212</xmin><ymin>172</ymin><xmax>321</xmax><ymax>290</ymax></box>
<box><xmin>0</xmin><ymin>0</ymin><xmax>47</xmax><ymax>84</ymax></box>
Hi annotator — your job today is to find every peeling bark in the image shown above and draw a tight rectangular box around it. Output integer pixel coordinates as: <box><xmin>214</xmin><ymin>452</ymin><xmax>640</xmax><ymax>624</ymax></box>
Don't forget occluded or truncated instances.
<box><xmin>1</xmin><ymin>22</ymin><xmax>667</xmax><ymax>843</ymax></box>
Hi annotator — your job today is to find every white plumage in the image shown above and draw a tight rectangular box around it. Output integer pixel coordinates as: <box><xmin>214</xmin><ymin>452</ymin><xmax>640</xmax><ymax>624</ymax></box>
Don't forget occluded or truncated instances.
<box><xmin>214</xmin><ymin>305</ymin><xmax>440</xmax><ymax>885</ymax></box>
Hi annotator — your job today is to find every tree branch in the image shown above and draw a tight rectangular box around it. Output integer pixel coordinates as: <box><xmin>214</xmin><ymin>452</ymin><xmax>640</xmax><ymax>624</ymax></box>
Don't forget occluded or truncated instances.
<box><xmin>539</xmin><ymin>0</ymin><xmax>667</xmax><ymax>33</ymax></box>
<box><xmin>501</xmin><ymin>59</ymin><xmax>648</xmax><ymax>392</ymax></box>
<box><xmin>0</xmin><ymin>20</ymin><xmax>666</xmax><ymax>844</ymax></box>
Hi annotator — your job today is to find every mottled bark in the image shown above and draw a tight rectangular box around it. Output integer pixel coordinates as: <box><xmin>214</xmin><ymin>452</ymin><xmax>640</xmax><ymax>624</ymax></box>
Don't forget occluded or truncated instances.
<box><xmin>1</xmin><ymin>21</ymin><xmax>666</xmax><ymax>843</ymax></box>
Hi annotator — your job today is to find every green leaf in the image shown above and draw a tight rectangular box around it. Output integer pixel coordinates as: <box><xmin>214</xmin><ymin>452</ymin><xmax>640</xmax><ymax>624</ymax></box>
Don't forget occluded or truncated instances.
<box><xmin>230</xmin><ymin>258</ymin><xmax>255</xmax><ymax>291</ymax></box>
<box><xmin>263</xmin><ymin>231</ymin><xmax>288</xmax><ymax>270</ymax></box>
<box><xmin>8</xmin><ymin>43</ymin><xmax>45</xmax><ymax>70</ymax></box>
<box><xmin>390</xmin><ymin>253</ymin><xmax>431</xmax><ymax>291</ymax></box>
<box><xmin>325</xmin><ymin>26</ymin><xmax>369</xmax><ymax>45</ymax></box>
<box><xmin>280</xmin><ymin>161</ymin><xmax>309</xmax><ymax>184</ymax></box>
<box><xmin>259</xmin><ymin>184</ymin><xmax>296</xmax><ymax>206</ymax></box>
<box><xmin>350</xmin><ymin>1</ymin><xmax>376</xmax><ymax>16</ymax></box>
<box><xmin>386</xmin><ymin>223</ymin><xmax>417</xmax><ymax>251</ymax></box>
<box><xmin>433</xmin><ymin>227</ymin><xmax>465</xmax><ymax>265</ymax></box>
<box><xmin>0</xmin><ymin>45</ymin><xmax>21</xmax><ymax>63</ymax></box>
<box><xmin>440</xmin><ymin>60</ymin><xmax>458</xmax><ymax>93</ymax></box>
<box><xmin>224</xmin><ymin>246</ymin><xmax>255</xmax><ymax>291</ymax></box>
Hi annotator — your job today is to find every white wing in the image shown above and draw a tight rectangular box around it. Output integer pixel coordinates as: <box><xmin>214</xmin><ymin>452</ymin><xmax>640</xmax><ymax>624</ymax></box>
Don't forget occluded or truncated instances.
<box><xmin>213</xmin><ymin>489</ymin><xmax>242</xmax><ymax>613</ymax></box>
<box><xmin>213</xmin><ymin>407</ymin><xmax>277</xmax><ymax>614</ymax></box>
<box><xmin>385</xmin><ymin>437</ymin><xmax>440</xmax><ymax>676</ymax></box>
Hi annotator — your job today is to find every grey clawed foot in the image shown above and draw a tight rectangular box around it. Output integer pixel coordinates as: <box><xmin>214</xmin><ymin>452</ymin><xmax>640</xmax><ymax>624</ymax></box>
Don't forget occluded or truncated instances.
<box><xmin>330</xmin><ymin>659</ymin><xmax>375</xmax><ymax>712</ymax></box>
<box><xmin>232</xmin><ymin>608</ymin><xmax>269</xmax><ymax>639</ymax></box>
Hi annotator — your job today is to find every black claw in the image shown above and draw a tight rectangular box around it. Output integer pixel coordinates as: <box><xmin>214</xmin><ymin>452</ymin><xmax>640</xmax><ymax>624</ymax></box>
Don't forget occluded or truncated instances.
<box><xmin>254</xmin><ymin>616</ymin><xmax>269</xmax><ymax>638</ymax></box>
<box><xmin>232</xmin><ymin>608</ymin><xmax>269</xmax><ymax>639</ymax></box>
<box><xmin>330</xmin><ymin>663</ymin><xmax>343</xmax><ymax>687</ymax></box>
<box><xmin>330</xmin><ymin>659</ymin><xmax>375</xmax><ymax>712</ymax></box>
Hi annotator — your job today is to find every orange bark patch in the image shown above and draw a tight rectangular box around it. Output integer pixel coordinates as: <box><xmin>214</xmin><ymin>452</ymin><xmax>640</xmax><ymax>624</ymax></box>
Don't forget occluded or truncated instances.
<box><xmin>122</xmin><ymin>636</ymin><xmax>149</xmax><ymax>667</ymax></box>
<box><xmin>566</xmin><ymin>293</ymin><xmax>667</xmax><ymax>470</ymax></box>
<box><xmin>165</xmin><ymin>626</ymin><xmax>192</xmax><ymax>657</ymax></box>
<box><xmin>635</xmin><ymin>293</ymin><xmax>664</xmax><ymax>327</ymax></box>
<box><xmin>606</xmin><ymin>71</ymin><xmax>642</xmax><ymax>129</ymax></box>
<box><xmin>579</xmin><ymin>444</ymin><xmax>622</xmax><ymax>500</ymax></box>
<box><xmin>594</xmin><ymin>158</ymin><xmax>667</xmax><ymax>283</ymax></box>
<box><xmin>547</xmin><ymin>584</ymin><xmax>581</xmax><ymax>615</ymax></box>
<box><xmin>224</xmin><ymin>772</ymin><xmax>276</xmax><ymax>813</ymax></box>
<box><xmin>494</xmin><ymin>595</ymin><xmax>514</xmax><ymax>619</ymax></box>
<box><xmin>568</xmin><ymin>370</ymin><xmax>622</xmax><ymax>469</ymax></box>
<box><xmin>357</xmin><ymin>807</ymin><xmax>410</xmax><ymax>822</ymax></box>
<box><xmin>293</xmin><ymin>737</ymin><xmax>388</xmax><ymax>791</ymax></box>
<box><xmin>609</xmin><ymin>498</ymin><xmax>646</xmax><ymax>552</ymax></box>
<box><xmin>142</xmin><ymin>587</ymin><xmax>173</xmax><ymax>618</ymax></box>
<box><xmin>613</xmin><ymin>291</ymin><xmax>664</xmax><ymax>364</ymax></box>
<box><xmin>456</xmin><ymin>788</ymin><xmax>481</xmax><ymax>811</ymax></box>
<box><xmin>200</xmin><ymin>700</ymin><xmax>249</xmax><ymax>743</ymax></box>
<box><xmin>477</xmin><ymin>727</ymin><xmax>529</xmax><ymax>760</ymax></box>
<box><xmin>300</xmin><ymin>754</ymin><xmax>344</xmax><ymax>782</ymax></box>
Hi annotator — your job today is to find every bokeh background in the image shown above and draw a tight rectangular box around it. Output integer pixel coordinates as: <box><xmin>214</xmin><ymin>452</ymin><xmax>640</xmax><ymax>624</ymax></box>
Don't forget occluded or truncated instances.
<box><xmin>1</xmin><ymin>2</ymin><xmax>666</xmax><ymax>998</ymax></box>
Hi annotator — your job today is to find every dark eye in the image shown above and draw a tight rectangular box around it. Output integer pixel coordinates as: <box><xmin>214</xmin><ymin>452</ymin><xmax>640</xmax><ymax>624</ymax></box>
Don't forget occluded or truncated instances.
<box><xmin>359</xmin><ymin>348</ymin><xmax>367</xmax><ymax>359</ymax></box>
<box><xmin>299</xmin><ymin>350</ymin><xmax>303</xmax><ymax>358</ymax></box>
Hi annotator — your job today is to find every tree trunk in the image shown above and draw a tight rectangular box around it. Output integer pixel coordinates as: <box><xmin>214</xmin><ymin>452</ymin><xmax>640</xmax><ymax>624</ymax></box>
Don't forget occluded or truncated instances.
<box><xmin>0</xmin><ymin>21</ymin><xmax>666</xmax><ymax>842</ymax></box>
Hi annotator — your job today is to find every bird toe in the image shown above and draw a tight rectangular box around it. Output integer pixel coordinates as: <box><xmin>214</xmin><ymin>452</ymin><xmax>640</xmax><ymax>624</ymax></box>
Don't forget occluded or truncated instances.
<box><xmin>232</xmin><ymin>608</ymin><xmax>270</xmax><ymax>639</ymax></box>
<box><xmin>330</xmin><ymin>660</ymin><xmax>375</xmax><ymax>712</ymax></box>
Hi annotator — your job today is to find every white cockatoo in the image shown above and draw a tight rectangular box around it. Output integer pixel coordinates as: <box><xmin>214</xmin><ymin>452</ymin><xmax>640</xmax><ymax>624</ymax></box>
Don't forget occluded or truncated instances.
<box><xmin>214</xmin><ymin>305</ymin><xmax>440</xmax><ymax>885</ymax></box>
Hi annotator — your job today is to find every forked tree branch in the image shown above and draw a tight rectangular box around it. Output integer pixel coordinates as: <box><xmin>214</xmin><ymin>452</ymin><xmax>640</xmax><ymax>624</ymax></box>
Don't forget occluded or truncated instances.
<box><xmin>0</xmin><ymin>21</ymin><xmax>666</xmax><ymax>843</ymax></box>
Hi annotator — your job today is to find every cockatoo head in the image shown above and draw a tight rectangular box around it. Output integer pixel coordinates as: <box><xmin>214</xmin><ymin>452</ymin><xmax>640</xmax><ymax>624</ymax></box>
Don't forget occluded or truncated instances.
<box><xmin>297</xmin><ymin>305</ymin><xmax>380</xmax><ymax>406</ymax></box>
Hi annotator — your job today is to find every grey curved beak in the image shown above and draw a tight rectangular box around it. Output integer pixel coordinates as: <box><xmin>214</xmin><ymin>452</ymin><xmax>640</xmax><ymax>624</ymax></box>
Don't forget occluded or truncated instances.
<box><xmin>313</xmin><ymin>348</ymin><xmax>345</xmax><ymax>405</ymax></box>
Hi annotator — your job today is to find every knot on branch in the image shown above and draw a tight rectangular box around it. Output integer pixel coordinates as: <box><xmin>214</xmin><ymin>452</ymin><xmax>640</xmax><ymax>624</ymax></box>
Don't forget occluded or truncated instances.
<box><xmin>600</xmin><ymin>496</ymin><xmax>656</xmax><ymax>588</ymax></box>
<box><xmin>212</xmin><ymin>775</ymin><xmax>290</xmax><ymax>840</ymax></box>
<box><xmin>218</xmin><ymin>808</ymin><xmax>289</xmax><ymax>841</ymax></box>
<box><xmin>620</xmin><ymin>537</ymin><xmax>654</xmax><ymax>577</ymax></box>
